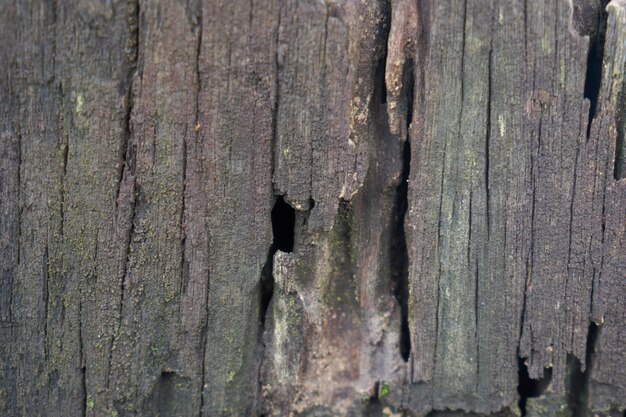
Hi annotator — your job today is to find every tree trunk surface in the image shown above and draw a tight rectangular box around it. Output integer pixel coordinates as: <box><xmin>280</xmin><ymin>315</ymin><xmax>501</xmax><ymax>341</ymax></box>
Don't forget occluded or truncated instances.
<box><xmin>1</xmin><ymin>0</ymin><xmax>625</xmax><ymax>416</ymax></box>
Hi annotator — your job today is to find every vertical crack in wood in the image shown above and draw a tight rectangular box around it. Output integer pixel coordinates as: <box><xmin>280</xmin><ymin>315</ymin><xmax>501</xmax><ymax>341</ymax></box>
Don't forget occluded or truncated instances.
<box><xmin>106</xmin><ymin>0</ymin><xmax>141</xmax><ymax>394</ymax></box>
<box><xmin>199</xmin><ymin>232</ymin><xmax>209</xmax><ymax>417</ymax></box>
<box><xmin>79</xmin><ymin>301</ymin><xmax>86</xmax><ymax>417</ymax></box>
<box><xmin>199</xmin><ymin>268</ymin><xmax>208</xmax><ymax>417</ymax></box>
<box><xmin>256</xmin><ymin>195</ymin><xmax>295</xmax><ymax>414</ymax></box>
<box><xmin>256</xmin><ymin>5</ymin><xmax>284</xmax><ymax>412</ymax></box>
<box><xmin>520</xmin><ymin>106</ymin><xmax>542</xmax><ymax>368</ymax></box>
<box><xmin>566</xmin><ymin>353</ymin><xmax>587</xmax><ymax>417</ymax></box>
<box><xmin>566</xmin><ymin>321</ymin><xmax>600</xmax><ymax>417</ymax></box>
<box><xmin>192</xmin><ymin>2</ymin><xmax>206</xmax><ymax>416</ymax></box>
<box><xmin>518</xmin><ymin>95</ymin><xmax>537</xmax><ymax>406</ymax></box>
<box><xmin>384</xmin><ymin>0</ymin><xmax>421</xmax><ymax>368</ymax></box>
<box><xmin>391</xmin><ymin>136</ymin><xmax>411</xmax><ymax>362</ymax></box>
<box><xmin>115</xmin><ymin>0</ymin><xmax>141</xmax><ymax>209</ymax></box>
<box><xmin>53</xmin><ymin>2</ymin><xmax>66</xmax><ymax>377</ymax></box>
<box><xmin>583</xmin><ymin>0</ymin><xmax>609</xmax><ymax>140</ymax></box>
<box><xmin>119</xmin><ymin>0</ymin><xmax>140</xmax><ymax>309</ymax></box>
<box><xmin>124</xmin><ymin>1</ymin><xmax>140</xmax><ymax>176</ymax></box>
<box><xmin>260</xmin><ymin>196</ymin><xmax>295</xmax><ymax>329</ymax></box>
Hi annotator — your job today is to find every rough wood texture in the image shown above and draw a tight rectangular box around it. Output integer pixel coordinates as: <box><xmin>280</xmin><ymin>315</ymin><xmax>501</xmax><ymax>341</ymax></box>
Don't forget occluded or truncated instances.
<box><xmin>0</xmin><ymin>0</ymin><xmax>624</xmax><ymax>416</ymax></box>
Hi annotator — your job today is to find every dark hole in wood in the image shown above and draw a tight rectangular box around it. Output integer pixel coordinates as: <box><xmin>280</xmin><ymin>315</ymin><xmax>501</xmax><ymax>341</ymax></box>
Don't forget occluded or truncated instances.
<box><xmin>517</xmin><ymin>359</ymin><xmax>553</xmax><ymax>416</ymax></box>
<box><xmin>272</xmin><ymin>196</ymin><xmax>295</xmax><ymax>253</ymax></box>
<box><xmin>567</xmin><ymin>354</ymin><xmax>587</xmax><ymax>416</ymax></box>
<box><xmin>145</xmin><ymin>371</ymin><xmax>191</xmax><ymax>416</ymax></box>
<box><xmin>260</xmin><ymin>196</ymin><xmax>296</xmax><ymax>327</ymax></box>
<box><xmin>568</xmin><ymin>321</ymin><xmax>600</xmax><ymax>417</ymax></box>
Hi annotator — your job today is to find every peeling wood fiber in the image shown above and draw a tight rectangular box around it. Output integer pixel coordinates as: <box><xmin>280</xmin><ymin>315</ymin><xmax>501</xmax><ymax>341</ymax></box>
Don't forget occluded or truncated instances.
<box><xmin>0</xmin><ymin>0</ymin><xmax>624</xmax><ymax>416</ymax></box>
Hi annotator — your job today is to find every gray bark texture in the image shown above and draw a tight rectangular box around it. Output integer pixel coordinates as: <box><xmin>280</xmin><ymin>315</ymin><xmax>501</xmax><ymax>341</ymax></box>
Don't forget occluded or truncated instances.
<box><xmin>0</xmin><ymin>0</ymin><xmax>625</xmax><ymax>416</ymax></box>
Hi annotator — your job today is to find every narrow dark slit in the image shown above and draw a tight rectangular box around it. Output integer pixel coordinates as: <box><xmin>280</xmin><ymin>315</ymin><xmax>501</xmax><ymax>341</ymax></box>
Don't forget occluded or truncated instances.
<box><xmin>614</xmin><ymin>86</ymin><xmax>625</xmax><ymax>179</ymax></box>
<box><xmin>259</xmin><ymin>196</ymin><xmax>296</xmax><ymax>326</ymax></box>
<box><xmin>376</xmin><ymin>56</ymin><xmax>388</xmax><ymax>104</ymax></box>
<box><xmin>391</xmin><ymin>138</ymin><xmax>412</xmax><ymax>362</ymax></box>
<box><xmin>80</xmin><ymin>301</ymin><xmax>87</xmax><ymax>417</ymax></box>
<box><xmin>583</xmin><ymin>0</ymin><xmax>609</xmax><ymax>139</ymax></box>
<box><xmin>81</xmin><ymin>366</ymin><xmax>87</xmax><ymax>417</ymax></box>
<box><xmin>259</xmin><ymin>254</ymin><xmax>274</xmax><ymax>327</ymax></box>
<box><xmin>517</xmin><ymin>358</ymin><xmax>553</xmax><ymax>416</ymax></box>
<box><xmin>386</xmin><ymin>52</ymin><xmax>415</xmax><ymax>363</ymax></box>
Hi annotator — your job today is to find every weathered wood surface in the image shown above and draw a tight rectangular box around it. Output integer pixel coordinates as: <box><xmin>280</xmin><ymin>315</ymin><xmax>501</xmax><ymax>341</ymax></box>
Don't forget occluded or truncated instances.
<box><xmin>0</xmin><ymin>0</ymin><xmax>624</xmax><ymax>416</ymax></box>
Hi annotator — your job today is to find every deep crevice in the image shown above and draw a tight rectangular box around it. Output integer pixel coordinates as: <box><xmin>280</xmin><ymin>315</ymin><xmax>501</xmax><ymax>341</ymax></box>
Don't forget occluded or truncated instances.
<box><xmin>376</xmin><ymin>54</ymin><xmax>388</xmax><ymax>105</ymax></box>
<box><xmin>374</xmin><ymin>45</ymin><xmax>389</xmax><ymax>105</ymax></box>
<box><xmin>259</xmin><ymin>196</ymin><xmax>295</xmax><ymax>328</ymax></box>
<box><xmin>373</xmin><ymin>0</ymin><xmax>389</xmax><ymax>108</ymax></box>
<box><xmin>256</xmin><ymin>196</ymin><xmax>296</xmax><ymax>414</ymax></box>
<box><xmin>384</xmin><ymin>22</ymin><xmax>414</xmax><ymax>360</ymax></box>
<box><xmin>567</xmin><ymin>322</ymin><xmax>600</xmax><ymax>417</ymax></box>
<box><xmin>567</xmin><ymin>354</ymin><xmax>586</xmax><ymax>417</ymax></box>
<box><xmin>517</xmin><ymin>358</ymin><xmax>553</xmax><ymax>416</ymax></box>
<box><xmin>583</xmin><ymin>0</ymin><xmax>609</xmax><ymax>139</ymax></box>
<box><xmin>115</xmin><ymin>0</ymin><xmax>140</xmax><ymax>209</ymax></box>
<box><xmin>391</xmin><ymin>138</ymin><xmax>412</xmax><ymax>362</ymax></box>
<box><xmin>259</xmin><ymin>251</ymin><xmax>275</xmax><ymax>329</ymax></box>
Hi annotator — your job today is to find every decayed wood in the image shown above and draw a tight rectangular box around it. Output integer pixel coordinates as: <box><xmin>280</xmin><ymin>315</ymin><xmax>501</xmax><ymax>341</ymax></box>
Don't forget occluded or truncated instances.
<box><xmin>0</xmin><ymin>0</ymin><xmax>624</xmax><ymax>416</ymax></box>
